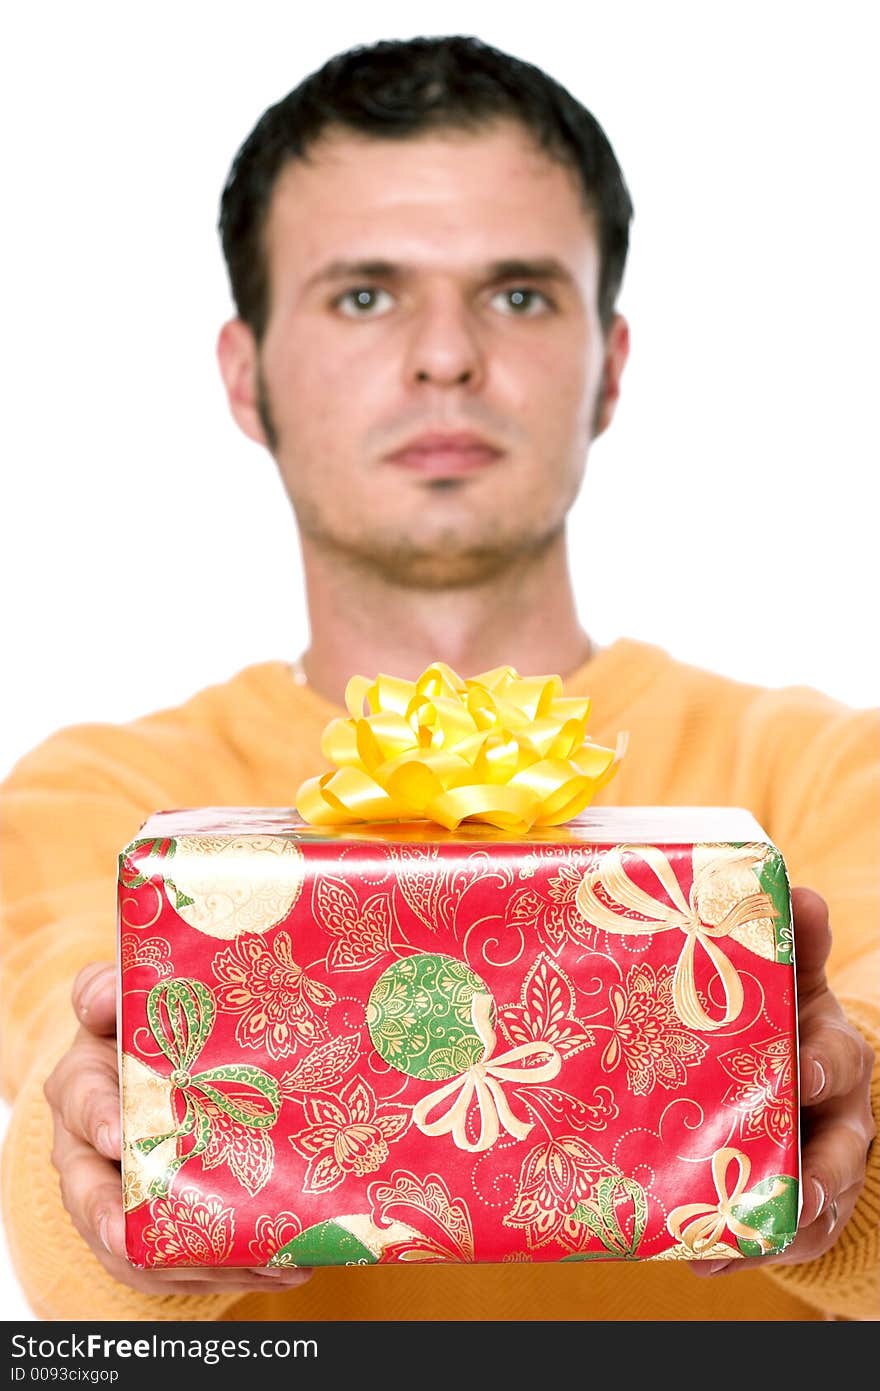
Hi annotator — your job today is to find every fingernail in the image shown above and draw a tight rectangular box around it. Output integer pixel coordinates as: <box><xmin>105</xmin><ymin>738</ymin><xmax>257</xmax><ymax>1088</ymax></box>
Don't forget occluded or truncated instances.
<box><xmin>253</xmin><ymin>1267</ymin><xmax>286</xmax><ymax>1277</ymax></box>
<box><xmin>699</xmin><ymin>1260</ymin><xmax>729</xmax><ymax>1275</ymax></box>
<box><xmin>81</xmin><ymin>971</ymin><xmax>113</xmax><ymax>1018</ymax></box>
<box><xmin>811</xmin><ymin>1177</ymin><xmax>827</xmax><ymax>1218</ymax></box>
<box><xmin>98</xmin><ymin>1215</ymin><xmax>112</xmax><ymax>1254</ymax></box>
<box><xmin>95</xmin><ymin>1123</ymin><xmax>117</xmax><ymax>1158</ymax></box>
<box><xmin>76</xmin><ymin>968</ymin><xmax>103</xmax><ymax>1015</ymax></box>
<box><xmin>810</xmin><ymin>1060</ymin><xmax>826</xmax><ymax>1100</ymax></box>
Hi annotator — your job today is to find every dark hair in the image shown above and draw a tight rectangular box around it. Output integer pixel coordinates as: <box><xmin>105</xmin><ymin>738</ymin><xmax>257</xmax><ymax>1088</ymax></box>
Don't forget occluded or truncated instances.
<box><xmin>219</xmin><ymin>35</ymin><xmax>633</xmax><ymax>342</ymax></box>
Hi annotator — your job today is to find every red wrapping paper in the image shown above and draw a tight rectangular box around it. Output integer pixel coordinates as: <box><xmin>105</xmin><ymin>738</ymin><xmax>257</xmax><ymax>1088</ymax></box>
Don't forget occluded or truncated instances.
<box><xmin>118</xmin><ymin>807</ymin><xmax>800</xmax><ymax>1269</ymax></box>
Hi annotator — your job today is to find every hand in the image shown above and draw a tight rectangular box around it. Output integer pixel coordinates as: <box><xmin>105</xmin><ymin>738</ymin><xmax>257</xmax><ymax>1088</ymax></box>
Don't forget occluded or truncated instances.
<box><xmin>44</xmin><ymin>961</ymin><xmax>314</xmax><ymax>1296</ymax></box>
<box><xmin>693</xmin><ymin>886</ymin><xmax>876</xmax><ymax>1278</ymax></box>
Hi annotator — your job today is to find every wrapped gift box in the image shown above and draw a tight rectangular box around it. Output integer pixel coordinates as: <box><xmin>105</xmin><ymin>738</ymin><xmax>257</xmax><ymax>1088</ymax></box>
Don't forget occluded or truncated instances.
<box><xmin>117</xmin><ymin>806</ymin><xmax>800</xmax><ymax>1268</ymax></box>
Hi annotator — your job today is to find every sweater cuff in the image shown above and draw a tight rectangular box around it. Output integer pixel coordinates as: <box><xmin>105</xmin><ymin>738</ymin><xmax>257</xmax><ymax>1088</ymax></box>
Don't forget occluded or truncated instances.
<box><xmin>759</xmin><ymin>999</ymin><xmax>880</xmax><ymax>1321</ymax></box>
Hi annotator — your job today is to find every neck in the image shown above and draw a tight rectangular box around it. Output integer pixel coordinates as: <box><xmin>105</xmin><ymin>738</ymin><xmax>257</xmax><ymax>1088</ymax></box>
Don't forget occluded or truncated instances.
<box><xmin>297</xmin><ymin>529</ymin><xmax>592</xmax><ymax>707</ymax></box>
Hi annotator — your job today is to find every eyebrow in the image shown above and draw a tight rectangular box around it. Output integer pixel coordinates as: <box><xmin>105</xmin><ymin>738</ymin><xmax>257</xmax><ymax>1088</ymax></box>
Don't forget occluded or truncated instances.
<box><xmin>302</xmin><ymin>256</ymin><xmax>576</xmax><ymax>292</ymax></box>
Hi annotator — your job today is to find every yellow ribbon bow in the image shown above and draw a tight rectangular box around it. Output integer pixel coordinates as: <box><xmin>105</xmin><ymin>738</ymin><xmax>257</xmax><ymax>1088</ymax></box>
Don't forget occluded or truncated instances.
<box><xmin>667</xmin><ymin>1147</ymin><xmax>787</xmax><ymax>1255</ymax></box>
<box><xmin>575</xmin><ymin>845</ymin><xmax>777</xmax><ymax>1031</ymax></box>
<box><xmin>296</xmin><ymin>662</ymin><xmax>625</xmax><ymax>833</ymax></box>
<box><xmin>411</xmin><ymin>993</ymin><xmax>562</xmax><ymax>1153</ymax></box>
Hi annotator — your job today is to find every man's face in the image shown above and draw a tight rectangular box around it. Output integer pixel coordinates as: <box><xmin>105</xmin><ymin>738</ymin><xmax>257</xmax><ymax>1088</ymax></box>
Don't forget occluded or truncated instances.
<box><xmin>221</xmin><ymin>119</ymin><xmax>628</xmax><ymax>587</ymax></box>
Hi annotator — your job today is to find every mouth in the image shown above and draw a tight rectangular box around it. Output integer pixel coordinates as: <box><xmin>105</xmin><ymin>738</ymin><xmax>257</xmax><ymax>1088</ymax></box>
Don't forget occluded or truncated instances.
<box><xmin>383</xmin><ymin>431</ymin><xmax>504</xmax><ymax>478</ymax></box>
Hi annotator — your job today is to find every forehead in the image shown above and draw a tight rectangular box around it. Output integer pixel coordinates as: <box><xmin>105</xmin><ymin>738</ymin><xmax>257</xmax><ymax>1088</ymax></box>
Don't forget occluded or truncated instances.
<box><xmin>262</xmin><ymin>119</ymin><xmax>599</xmax><ymax>288</ymax></box>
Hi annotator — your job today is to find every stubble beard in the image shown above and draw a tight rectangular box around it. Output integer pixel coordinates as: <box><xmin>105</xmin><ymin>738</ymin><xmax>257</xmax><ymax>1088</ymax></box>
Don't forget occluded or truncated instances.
<box><xmin>297</xmin><ymin>500</ymin><xmax>567</xmax><ymax>590</ymax></box>
<box><xmin>256</xmin><ymin>362</ymin><xmax>582</xmax><ymax>590</ymax></box>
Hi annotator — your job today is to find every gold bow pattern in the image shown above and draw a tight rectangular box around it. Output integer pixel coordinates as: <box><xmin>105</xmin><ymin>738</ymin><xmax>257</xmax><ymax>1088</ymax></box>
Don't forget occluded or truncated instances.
<box><xmin>296</xmin><ymin>662</ymin><xmax>624</xmax><ymax>833</ymax></box>
<box><xmin>412</xmin><ymin>993</ymin><xmax>562</xmax><ymax>1153</ymax></box>
<box><xmin>666</xmin><ymin>1147</ymin><xmax>787</xmax><ymax>1255</ymax></box>
<box><xmin>576</xmin><ymin>845</ymin><xmax>780</xmax><ymax>1031</ymax></box>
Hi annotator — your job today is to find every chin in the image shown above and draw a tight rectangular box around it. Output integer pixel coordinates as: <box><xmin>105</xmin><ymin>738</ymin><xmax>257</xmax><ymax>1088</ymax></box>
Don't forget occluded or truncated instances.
<box><xmin>360</xmin><ymin>530</ymin><xmax>556</xmax><ymax>589</ymax></box>
<box><xmin>375</xmin><ymin>555</ymin><xmax>512</xmax><ymax>589</ymax></box>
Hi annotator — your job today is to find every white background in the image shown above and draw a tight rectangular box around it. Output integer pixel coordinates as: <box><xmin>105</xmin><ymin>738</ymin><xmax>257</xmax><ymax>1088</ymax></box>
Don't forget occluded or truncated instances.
<box><xmin>2</xmin><ymin>0</ymin><xmax>877</xmax><ymax>1321</ymax></box>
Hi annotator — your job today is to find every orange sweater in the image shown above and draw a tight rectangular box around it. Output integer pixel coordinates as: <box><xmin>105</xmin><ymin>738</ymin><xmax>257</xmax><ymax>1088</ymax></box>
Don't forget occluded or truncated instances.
<box><xmin>1</xmin><ymin>638</ymin><xmax>878</xmax><ymax>1321</ymax></box>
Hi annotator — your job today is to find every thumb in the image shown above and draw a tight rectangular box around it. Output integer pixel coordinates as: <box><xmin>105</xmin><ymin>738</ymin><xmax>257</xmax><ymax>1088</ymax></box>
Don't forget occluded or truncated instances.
<box><xmin>72</xmin><ymin>961</ymin><xmax>117</xmax><ymax>1036</ymax></box>
<box><xmin>791</xmin><ymin>887</ymin><xmax>832</xmax><ymax>998</ymax></box>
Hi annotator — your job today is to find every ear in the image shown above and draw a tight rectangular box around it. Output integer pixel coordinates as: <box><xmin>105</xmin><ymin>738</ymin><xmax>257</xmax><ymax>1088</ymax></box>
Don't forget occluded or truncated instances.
<box><xmin>216</xmin><ymin>318</ymin><xmax>269</xmax><ymax>448</ymax></box>
<box><xmin>591</xmin><ymin>313</ymin><xmax>630</xmax><ymax>439</ymax></box>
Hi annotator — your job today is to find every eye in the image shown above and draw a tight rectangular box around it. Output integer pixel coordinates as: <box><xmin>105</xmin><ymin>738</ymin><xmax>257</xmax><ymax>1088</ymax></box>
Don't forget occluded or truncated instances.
<box><xmin>334</xmin><ymin>286</ymin><xmax>395</xmax><ymax>318</ymax></box>
<box><xmin>490</xmin><ymin>286</ymin><xmax>553</xmax><ymax>316</ymax></box>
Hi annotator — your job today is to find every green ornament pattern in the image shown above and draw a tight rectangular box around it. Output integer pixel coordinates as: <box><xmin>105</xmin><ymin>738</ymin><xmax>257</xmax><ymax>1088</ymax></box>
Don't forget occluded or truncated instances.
<box><xmin>733</xmin><ymin>1173</ymin><xmax>799</xmax><ymax>1256</ymax></box>
<box><xmin>757</xmin><ymin>851</ymin><xmax>794</xmax><ymax>965</ymax></box>
<box><xmin>366</xmin><ymin>952</ymin><xmax>493</xmax><ymax>1080</ymax></box>
<box><xmin>270</xmin><ymin>1220</ymin><xmax>377</xmax><ymax>1268</ymax></box>
<box><xmin>726</xmin><ymin>841</ymin><xmax>793</xmax><ymax>965</ymax></box>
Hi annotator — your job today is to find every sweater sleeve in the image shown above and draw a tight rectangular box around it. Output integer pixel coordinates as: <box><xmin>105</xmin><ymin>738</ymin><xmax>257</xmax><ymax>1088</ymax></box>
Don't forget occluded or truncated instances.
<box><xmin>0</xmin><ymin>720</ymin><xmax>249</xmax><ymax>1321</ymax></box>
<box><xmin>734</xmin><ymin>691</ymin><xmax>880</xmax><ymax>1320</ymax></box>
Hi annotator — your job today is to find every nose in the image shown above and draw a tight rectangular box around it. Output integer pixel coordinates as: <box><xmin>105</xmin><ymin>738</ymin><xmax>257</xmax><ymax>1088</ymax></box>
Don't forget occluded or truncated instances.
<box><xmin>402</xmin><ymin>288</ymin><xmax>486</xmax><ymax>391</ymax></box>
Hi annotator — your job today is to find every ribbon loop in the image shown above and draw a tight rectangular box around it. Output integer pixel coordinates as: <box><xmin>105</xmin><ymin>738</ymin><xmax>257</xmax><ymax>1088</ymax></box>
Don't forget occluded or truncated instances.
<box><xmin>667</xmin><ymin>1147</ymin><xmax>787</xmax><ymax>1255</ymax></box>
<box><xmin>148</xmin><ymin>978</ymin><xmax>214</xmax><ymax>1071</ymax></box>
<box><xmin>411</xmin><ymin>993</ymin><xmax>562</xmax><ymax>1153</ymax></box>
<box><xmin>135</xmin><ymin>978</ymin><xmax>281</xmax><ymax>1198</ymax></box>
<box><xmin>297</xmin><ymin>662</ymin><xmax>624</xmax><ymax>832</ymax></box>
<box><xmin>576</xmin><ymin>846</ymin><xmax>777</xmax><ymax>1031</ymax></box>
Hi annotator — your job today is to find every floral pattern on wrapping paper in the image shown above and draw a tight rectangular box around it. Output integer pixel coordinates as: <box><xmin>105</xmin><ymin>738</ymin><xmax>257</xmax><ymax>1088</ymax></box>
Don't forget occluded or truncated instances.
<box><xmin>120</xmin><ymin>932</ymin><xmax>173</xmax><ymax>977</ymax></box>
<box><xmin>390</xmin><ymin>846</ymin><xmax>470</xmax><ymax>936</ymax></box>
<box><xmin>498</xmin><ymin>954</ymin><xmax>595</xmax><ymax>1060</ymax></box>
<box><xmin>248</xmin><ymin>1211</ymin><xmax>303</xmax><ymax>1264</ymax></box>
<box><xmin>718</xmin><ymin>1036</ymin><xmax>795</xmax><ymax>1146</ymax></box>
<box><xmin>600</xmin><ymin>963</ymin><xmax>708</xmax><ymax>1095</ymax></box>
<box><xmin>199</xmin><ymin>1097</ymin><xmax>275</xmax><ymax>1196</ymax></box>
<box><xmin>278</xmin><ymin>1034</ymin><xmax>362</xmax><ymax>1098</ymax></box>
<box><xmin>502</xmin><ymin>1136</ymin><xmax>619</xmax><ymax>1252</ymax></box>
<box><xmin>510</xmin><ymin>1082</ymin><xmax>618</xmax><ymax>1135</ymax></box>
<box><xmin>505</xmin><ymin>857</ymin><xmax>602</xmax><ymax>956</ymax></box>
<box><xmin>288</xmin><ymin>1078</ymin><xmax>410</xmax><ymax>1193</ymax></box>
<box><xmin>566</xmin><ymin>1174</ymin><xmax>649</xmax><ymax>1260</ymax></box>
<box><xmin>141</xmin><ymin>1188</ymin><xmax>235</xmax><ymax>1266</ymax></box>
<box><xmin>389</xmin><ymin>845</ymin><xmax>515</xmax><ymax>937</ymax></box>
<box><xmin>368</xmin><ymin>1168</ymin><xmax>475</xmax><ymax>1262</ymax></box>
<box><xmin>211</xmin><ymin>931</ymin><xmax>336</xmax><ymax>1058</ymax></box>
<box><xmin>312</xmin><ymin>874</ymin><xmax>394</xmax><ymax>971</ymax></box>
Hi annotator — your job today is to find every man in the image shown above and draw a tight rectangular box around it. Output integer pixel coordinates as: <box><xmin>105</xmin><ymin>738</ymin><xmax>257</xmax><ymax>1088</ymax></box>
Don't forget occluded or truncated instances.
<box><xmin>1</xmin><ymin>35</ymin><xmax>876</xmax><ymax>1321</ymax></box>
